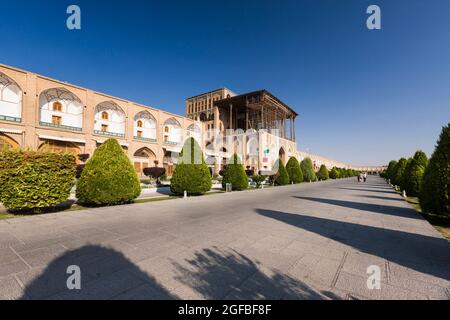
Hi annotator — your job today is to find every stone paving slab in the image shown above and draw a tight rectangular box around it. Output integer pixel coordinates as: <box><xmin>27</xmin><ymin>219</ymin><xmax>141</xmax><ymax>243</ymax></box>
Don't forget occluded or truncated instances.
<box><xmin>0</xmin><ymin>176</ymin><xmax>449</xmax><ymax>300</ymax></box>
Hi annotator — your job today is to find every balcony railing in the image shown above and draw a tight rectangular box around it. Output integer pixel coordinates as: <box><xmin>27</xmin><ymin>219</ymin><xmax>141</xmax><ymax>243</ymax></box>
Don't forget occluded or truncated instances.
<box><xmin>134</xmin><ymin>136</ymin><xmax>157</xmax><ymax>143</ymax></box>
<box><xmin>40</xmin><ymin>121</ymin><xmax>82</xmax><ymax>131</ymax></box>
<box><xmin>164</xmin><ymin>140</ymin><xmax>180</xmax><ymax>145</ymax></box>
<box><xmin>94</xmin><ymin>130</ymin><xmax>125</xmax><ymax>138</ymax></box>
<box><xmin>0</xmin><ymin>115</ymin><xmax>21</xmax><ymax>123</ymax></box>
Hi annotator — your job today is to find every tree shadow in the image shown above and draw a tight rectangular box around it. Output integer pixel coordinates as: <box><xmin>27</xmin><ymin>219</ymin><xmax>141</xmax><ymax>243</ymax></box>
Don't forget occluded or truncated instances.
<box><xmin>21</xmin><ymin>245</ymin><xmax>177</xmax><ymax>300</ymax></box>
<box><xmin>337</xmin><ymin>187</ymin><xmax>396</xmax><ymax>194</ymax></box>
<box><xmin>255</xmin><ymin>209</ymin><xmax>450</xmax><ymax>281</ymax></box>
<box><xmin>294</xmin><ymin>196</ymin><xmax>423</xmax><ymax>220</ymax></box>
<box><xmin>355</xmin><ymin>195</ymin><xmax>404</xmax><ymax>202</ymax></box>
<box><xmin>171</xmin><ymin>247</ymin><xmax>341</xmax><ymax>300</ymax></box>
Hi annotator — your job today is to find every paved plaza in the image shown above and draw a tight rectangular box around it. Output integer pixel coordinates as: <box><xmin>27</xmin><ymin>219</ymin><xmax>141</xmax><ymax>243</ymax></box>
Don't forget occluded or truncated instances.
<box><xmin>0</xmin><ymin>176</ymin><xmax>449</xmax><ymax>300</ymax></box>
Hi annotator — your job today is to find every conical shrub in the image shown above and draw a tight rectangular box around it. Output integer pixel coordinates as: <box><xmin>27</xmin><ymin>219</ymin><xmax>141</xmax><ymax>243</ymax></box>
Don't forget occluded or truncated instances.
<box><xmin>404</xmin><ymin>150</ymin><xmax>428</xmax><ymax>197</ymax></box>
<box><xmin>392</xmin><ymin>158</ymin><xmax>407</xmax><ymax>188</ymax></box>
<box><xmin>317</xmin><ymin>164</ymin><xmax>329</xmax><ymax>181</ymax></box>
<box><xmin>385</xmin><ymin>160</ymin><xmax>397</xmax><ymax>180</ymax></box>
<box><xmin>275</xmin><ymin>160</ymin><xmax>290</xmax><ymax>185</ymax></box>
<box><xmin>420</xmin><ymin>123</ymin><xmax>450</xmax><ymax>216</ymax></box>
<box><xmin>300</xmin><ymin>157</ymin><xmax>316</xmax><ymax>182</ymax></box>
<box><xmin>76</xmin><ymin>138</ymin><xmax>141</xmax><ymax>205</ymax></box>
<box><xmin>329</xmin><ymin>167</ymin><xmax>339</xmax><ymax>179</ymax></box>
<box><xmin>170</xmin><ymin>137</ymin><xmax>212</xmax><ymax>195</ymax></box>
<box><xmin>286</xmin><ymin>157</ymin><xmax>303</xmax><ymax>184</ymax></box>
<box><xmin>222</xmin><ymin>154</ymin><xmax>248</xmax><ymax>190</ymax></box>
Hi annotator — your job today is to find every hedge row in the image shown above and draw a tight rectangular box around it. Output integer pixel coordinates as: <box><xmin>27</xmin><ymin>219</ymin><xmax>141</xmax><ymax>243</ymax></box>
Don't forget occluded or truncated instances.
<box><xmin>0</xmin><ymin>149</ymin><xmax>76</xmax><ymax>211</ymax></box>
<box><xmin>381</xmin><ymin>122</ymin><xmax>449</xmax><ymax>216</ymax></box>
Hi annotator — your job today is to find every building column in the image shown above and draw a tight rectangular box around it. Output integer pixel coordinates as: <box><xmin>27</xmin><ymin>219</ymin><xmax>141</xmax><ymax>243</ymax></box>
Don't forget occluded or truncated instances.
<box><xmin>229</xmin><ymin>104</ymin><xmax>233</xmax><ymax>130</ymax></box>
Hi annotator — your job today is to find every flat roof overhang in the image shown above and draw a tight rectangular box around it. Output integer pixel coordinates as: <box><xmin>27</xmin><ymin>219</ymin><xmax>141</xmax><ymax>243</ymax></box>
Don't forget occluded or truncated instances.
<box><xmin>213</xmin><ymin>90</ymin><xmax>298</xmax><ymax>118</ymax></box>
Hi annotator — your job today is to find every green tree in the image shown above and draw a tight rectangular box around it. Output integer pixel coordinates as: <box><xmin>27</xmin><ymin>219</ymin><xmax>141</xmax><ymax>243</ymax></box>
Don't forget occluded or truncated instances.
<box><xmin>385</xmin><ymin>160</ymin><xmax>397</xmax><ymax>180</ymax></box>
<box><xmin>392</xmin><ymin>158</ymin><xmax>408</xmax><ymax>189</ymax></box>
<box><xmin>404</xmin><ymin>151</ymin><xmax>428</xmax><ymax>197</ymax></box>
<box><xmin>76</xmin><ymin>138</ymin><xmax>141</xmax><ymax>205</ymax></box>
<box><xmin>286</xmin><ymin>157</ymin><xmax>303</xmax><ymax>184</ymax></box>
<box><xmin>170</xmin><ymin>138</ymin><xmax>212</xmax><ymax>195</ymax></box>
<box><xmin>300</xmin><ymin>157</ymin><xmax>316</xmax><ymax>182</ymax></box>
<box><xmin>275</xmin><ymin>160</ymin><xmax>290</xmax><ymax>185</ymax></box>
<box><xmin>222</xmin><ymin>154</ymin><xmax>249</xmax><ymax>190</ymax></box>
<box><xmin>329</xmin><ymin>167</ymin><xmax>339</xmax><ymax>179</ymax></box>
<box><xmin>317</xmin><ymin>165</ymin><xmax>329</xmax><ymax>181</ymax></box>
<box><xmin>420</xmin><ymin>123</ymin><xmax>450</xmax><ymax>216</ymax></box>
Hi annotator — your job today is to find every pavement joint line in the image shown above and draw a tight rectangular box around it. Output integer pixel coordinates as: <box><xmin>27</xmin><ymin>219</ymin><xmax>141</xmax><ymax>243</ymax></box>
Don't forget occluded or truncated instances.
<box><xmin>331</xmin><ymin>251</ymin><xmax>348</xmax><ymax>288</ymax></box>
<box><xmin>9</xmin><ymin>245</ymin><xmax>32</xmax><ymax>270</ymax></box>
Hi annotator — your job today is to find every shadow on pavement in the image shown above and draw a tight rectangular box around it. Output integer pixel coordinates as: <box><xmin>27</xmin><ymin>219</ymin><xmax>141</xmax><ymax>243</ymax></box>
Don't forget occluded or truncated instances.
<box><xmin>356</xmin><ymin>194</ymin><xmax>404</xmax><ymax>202</ymax></box>
<box><xmin>255</xmin><ymin>209</ymin><xmax>450</xmax><ymax>281</ymax></box>
<box><xmin>294</xmin><ymin>196</ymin><xmax>423</xmax><ymax>220</ymax></box>
<box><xmin>337</xmin><ymin>187</ymin><xmax>397</xmax><ymax>194</ymax></box>
<box><xmin>21</xmin><ymin>245</ymin><xmax>177</xmax><ymax>300</ymax></box>
<box><xmin>171</xmin><ymin>247</ymin><xmax>340</xmax><ymax>300</ymax></box>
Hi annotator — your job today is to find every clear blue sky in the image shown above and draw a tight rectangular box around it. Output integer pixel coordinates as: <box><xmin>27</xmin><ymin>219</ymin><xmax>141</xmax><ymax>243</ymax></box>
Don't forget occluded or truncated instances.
<box><xmin>2</xmin><ymin>0</ymin><xmax>449</xmax><ymax>166</ymax></box>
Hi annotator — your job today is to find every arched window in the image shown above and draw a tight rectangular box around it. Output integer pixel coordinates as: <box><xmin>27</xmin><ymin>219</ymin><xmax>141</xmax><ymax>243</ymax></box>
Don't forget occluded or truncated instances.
<box><xmin>53</xmin><ymin>101</ymin><xmax>62</xmax><ymax>112</ymax></box>
<box><xmin>101</xmin><ymin>111</ymin><xmax>109</xmax><ymax>120</ymax></box>
<box><xmin>137</xmin><ymin>120</ymin><xmax>143</xmax><ymax>128</ymax></box>
<box><xmin>165</xmin><ymin>126</ymin><xmax>169</xmax><ymax>133</ymax></box>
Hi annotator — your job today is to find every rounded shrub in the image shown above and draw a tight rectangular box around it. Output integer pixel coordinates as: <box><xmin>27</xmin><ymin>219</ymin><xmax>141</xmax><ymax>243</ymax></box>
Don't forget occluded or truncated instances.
<box><xmin>275</xmin><ymin>160</ymin><xmax>290</xmax><ymax>185</ymax></box>
<box><xmin>392</xmin><ymin>158</ymin><xmax>408</xmax><ymax>188</ymax></box>
<box><xmin>286</xmin><ymin>157</ymin><xmax>303</xmax><ymax>184</ymax></box>
<box><xmin>0</xmin><ymin>149</ymin><xmax>76</xmax><ymax>211</ymax></box>
<box><xmin>329</xmin><ymin>167</ymin><xmax>339</xmax><ymax>179</ymax></box>
<box><xmin>403</xmin><ymin>151</ymin><xmax>428</xmax><ymax>196</ymax></box>
<box><xmin>222</xmin><ymin>154</ymin><xmax>249</xmax><ymax>190</ymax></box>
<box><xmin>170</xmin><ymin>138</ymin><xmax>212</xmax><ymax>195</ymax></box>
<box><xmin>420</xmin><ymin>123</ymin><xmax>450</xmax><ymax>216</ymax></box>
<box><xmin>76</xmin><ymin>138</ymin><xmax>141</xmax><ymax>205</ymax></box>
<box><xmin>300</xmin><ymin>157</ymin><xmax>316</xmax><ymax>182</ymax></box>
<box><xmin>385</xmin><ymin>160</ymin><xmax>397</xmax><ymax>181</ymax></box>
<box><xmin>317</xmin><ymin>164</ymin><xmax>329</xmax><ymax>181</ymax></box>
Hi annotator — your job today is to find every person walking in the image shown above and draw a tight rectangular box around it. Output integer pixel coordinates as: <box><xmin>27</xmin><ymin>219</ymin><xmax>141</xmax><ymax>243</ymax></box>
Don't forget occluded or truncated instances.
<box><xmin>363</xmin><ymin>172</ymin><xmax>367</xmax><ymax>182</ymax></box>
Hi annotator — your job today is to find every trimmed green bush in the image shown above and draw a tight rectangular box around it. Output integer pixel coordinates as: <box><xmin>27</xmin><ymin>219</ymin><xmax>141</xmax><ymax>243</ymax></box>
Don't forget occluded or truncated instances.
<box><xmin>0</xmin><ymin>149</ymin><xmax>76</xmax><ymax>211</ymax></box>
<box><xmin>392</xmin><ymin>158</ymin><xmax>408</xmax><ymax>188</ymax></box>
<box><xmin>420</xmin><ymin>123</ymin><xmax>450</xmax><ymax>216</ymax></box>
<box><xmin>300</xmin><ymin>157</ymin><xmax>316</xmax><ymax>182</ymax></box>
<box><xmin>170</xmin><ymin>138</ymin><xmax>212</xmax><ymax>195</ymax></box>
<box><xmin>385</xmin><ymin>160</ymin><xmax>397</xmax><ymax>181</ymax></box>
<box><xmin>286</xmin><ymin>157</ymin><xmax>303</xmax><ymax>184</ymax></box>
<box><xmin>317</xmin><ymin>164</ymin><xmax>329</xmax><ymax>181</ymax></box>
<box><xmin>251</xmin><ymin>175</ymin><xmax>266</xmax><ymax>188</ymax></box>
<box><xmin>403</xmin><ymin>151</ymin><xmax>428</xmax><ymax>196</ymax></box>
<box><xmin>76</xmin><ymin>138</ymin><xmax>141</xmax><ymax>205</ymax></box>
<box><xmin>329</xmin><ymin>167</ymin><xmax>339</xmax><ymax>179</ymax></box>
<box><xmin>222</xmin><ymin>154</ymin><xmax>249</xmax><ymax>190</ymax></box>
<box><xmin>275</xmin><ymin>160</ymin><xmax>290</xmax><ymax>185</ymax></box>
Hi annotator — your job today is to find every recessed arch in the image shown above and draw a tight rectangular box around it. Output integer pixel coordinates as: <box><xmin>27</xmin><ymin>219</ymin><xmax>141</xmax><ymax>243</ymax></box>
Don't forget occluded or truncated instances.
<box><xmin>38</xmin><ymin>140</ymin><xmax>81</xmax><ymax>162</ymax></box>
<box><xmin>94</xmin><ymin>101</ymin><xmax>125</xmax><ymax>137</ymax></box>
<box><xmin>39</xmin><ymin>88</ymin><xmax>83</xmax><ymax>131</ymax></box>
<box><xmin>133</xmin><ymin>147</ymin><xmax>157</xmax><ymax>175</ymax></box>
<box><xmin>0</xmin><ymin>133</ymin><xmax>19</xmax><ymax>150</ymax></box>
<box><xmin>134</xmin><ymin>110</ymin><xmax>157</xmax><ymax>141</ymax></box>
<box><xmin>0</xmin><ymin>72</ymin><xmax>22</xmax><ymax>122</ymax></box>
<box><xmin>187</xmin><ymin>123</ymin><xmax>202</xmax><ymax>143</ymax></box>
<box><xmin>279</xmin><ymin>147</ymin><xmax>286</xmax><ymax>165</ymax></box>
<box><xmin>163</xmin><ymin>117</ymin><xmax>182</xmax><ymax>144</ymax></box>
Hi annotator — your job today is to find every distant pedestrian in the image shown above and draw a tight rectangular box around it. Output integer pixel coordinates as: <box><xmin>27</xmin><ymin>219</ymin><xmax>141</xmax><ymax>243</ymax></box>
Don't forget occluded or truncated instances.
<box><xmin>363</xmin><ymin>172</ymin><xmax>367</xmax><ymax>182</ymax></box>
